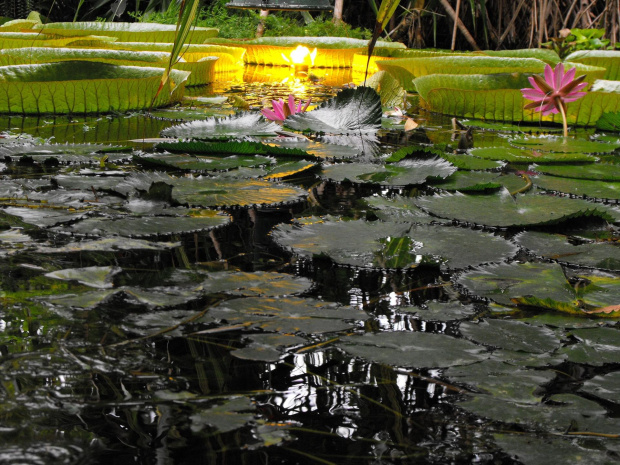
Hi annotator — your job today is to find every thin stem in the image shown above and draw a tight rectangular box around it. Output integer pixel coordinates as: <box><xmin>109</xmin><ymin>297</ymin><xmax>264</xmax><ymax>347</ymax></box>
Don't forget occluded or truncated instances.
<box><xmin>557</xmin><ymin>100</ymin><xmax>569</xmax><ymax>138</ymax></box>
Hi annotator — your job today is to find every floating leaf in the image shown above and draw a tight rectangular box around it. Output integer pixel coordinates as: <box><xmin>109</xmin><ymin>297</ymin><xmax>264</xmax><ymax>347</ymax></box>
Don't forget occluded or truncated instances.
<box><xmin>565</xmin><ymin>50</ymin><xmax>620</xmax><ymax>80</ymax></box>
<box><xmin>155</xmin><ymin>140</ymin><xmax>313</xmax><ymax>159</ymax></box>
<box><xmin>321</xmin><ymin>157</ymin><xmax>456</xmax><ymax>186</ymax></box>
<box><xmin>431</xmin><ymin>172</ymin><xmax>526</xmax><ymax>193</ymax></box>
<box><xmin>0</xmin><ymin>62</ymin><xmax>189</xmax><ymax>114</ymax></box>
<box><xmin>0</xmin><ymin>143</ymin><xmax>131</xmax><ymax>164</ymax></box>
<box><xmin>194</xmin><ymin>271</ymin><xmax>313</xmax><ymax>297</ymax></box>
<box><xmin>161</xmin><ymin>112</ymin><xmax>280</xmax><ymax>139</ymax></box>
<box><xmin>190</xmin><ymin>397</ymin><xmax>255</xmax><ymax>434</ymax></box>
<box><xmin>62</xmin><ymin>213</ymin><xmax>230</xmax><ymax>238</ymax></box>
<box><xmin>595</xmin><ymin>111</ymin><xmax>620</xmax><ymax>131</ymax></box>
<box><xmin>439</xmin><ymin>153</ymin><xmax>505</xmax><ymax>171</ymax></box>
<box><xmin>284</xmin><ymin>87</ymin><xmax>382</xmax><ymax>134</ymax></box>
<box><xmin>508</xmin><ymin>137</ymin><xmax>620</xmax><ymax>153</ymax></box>
<box><xmin>271</xmin><ymin>217</ymin><xmax>517</xmax><ymax>270</ymax></box>
<box><xmin>364</xmin><ymin>195</ymin><xmax>436</xmax><ymax>224</ymax></box>
<box><xmin>581</xmin><ymin>371</ymin><xmax>620</xmax><ymax>403</ymax></box>
<box><xmin>458</xmin><ymin>262</ymin><xmax>620</xmax><ymax>316</ymax></box>
<box><xmin>516</xmin><ymin>231</ymin><xmax>620</xmax><ymax>270</ymax></box>
<box><xmin>399</xmin><ymin>301</ymin><xmax>477</xmax><ymax>322</ymax></box>
<box><xmin>532</xmin><ymin>162</ymin><xmax>620</xmax><ymax>181</ymax></box>
<box><xmin>338</xmin><ymin>331</ymin><xmax>488</xmax><ymax>369</ymax></box>
<box><xmin>416</xmin><ymin>192</ymin><xmax>616</xmax><ymax>228</ymax></box>
<box><xmin>135</xmin><ymin>153</ymin><xmax>275</xmax><ymax>172</ymax></box>
<box><xmin>0</xmin><ymin>47</ymin><xmax>171</xmax><ymax>67</ymax></box>
<box><xmin>469</xmin><ymin>147</ymin><xmax>596</xmax><ymax>163</ymax></box>
<box><xmin>533</xmin><ymin>174</ymin><xmax>620</xmax><ymax>200</ymax></box>
<box><xmin>45</xmin><ymin>266</ymin><xmax>121</xmax><ymax>289</ymax></box>
<box><xmin>205</xmin><ymin>296</ymin><xmax>369</xmax><ymax>334</ymax></box>
<box><xmin>459</xmin><ymin>319</ymin><xmax>560</xmax><ymax>354</ymax></box>
<box><xmin>232</xmin><ymin>334</ymin><xmax>306</xmax><ymax>362</ymax></box>
<box><xmin>34</xmin><ymin>21</ymin><xmax>218</xmax><ymax>43</ymax></box>
<box><xmin>37</xmin><ymin>237</ymin><xmax>180</xmax><ymax>253</ymax></box>
<box><xmin>560</xmin><ymin>327</ymin><xmax>620</xmax><ymax>365</ymax></box>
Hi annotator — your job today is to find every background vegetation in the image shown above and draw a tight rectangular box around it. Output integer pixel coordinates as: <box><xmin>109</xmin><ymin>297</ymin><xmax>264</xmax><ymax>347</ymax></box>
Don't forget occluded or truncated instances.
<box><xmin>1</xmin><ymin>0</ymin><xmax>618</xmax><ymax>50</ymax></box>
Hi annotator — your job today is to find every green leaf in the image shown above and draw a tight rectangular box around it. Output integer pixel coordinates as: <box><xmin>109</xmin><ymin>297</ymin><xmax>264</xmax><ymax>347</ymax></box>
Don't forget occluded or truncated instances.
<box><xmin>284</xmin><ymin>86</ymin><xmax>382</xmax><ymax>134</ymax></box>
<box><xmin>516</xmin><ymin>231</ymin><xmax>620</xmax><ymax>271</ymax></box>
<box><xmin>560</xmin><ymin>327</ymin><xmax>620</xmax><ymax>365</ymax></box>
<box><xmin>363</xmin><ymin>70</ymin><xmax>406</xmax><ymax>108</ymax></box>
<box><xmin>595</xmin><ymin>111</ymin><xmax>620</xmax><ymax>131</ymax></box>
<box><xmin>469</xmin><ymin>146</ymin><xmax>596</xmax><ymax>164</ymax></box>
<box><xmin>45</xmin><ymin>266</ymin><xmax>121</xmax><ymax>289</ymax></box>
<box><xmin>565</xmin><ymin>50</ymin><xmax>620</xmax><ymax>80</ymax></box>
<box><xmin>156</xmin><ymin>140</ymin><xmax>313</xmax><ymax>159</ymax></box>
<box><xmin>0</xmin><ymin>143</ymin><xmax>131</xmax><ymax>164</ymax></box>
<box><xmin>509</xmin><ymin>136</ymin><xmax>620</xmax><ymax>153</ymax></box>
<box><xmin>321</xmin><ymin>157</ymin><xmax>456</xmax><ymax>186</ymax></box>
<box><xmin>533</xmin><ymin>174</ymin><xmax>620</xmax><ymax>200</ymax></box>
<box><xmin>364</xmin><ymin>195</ymin><xmax>436</xmax><ymax>224</ymax></box>
<box><xmin>232</xmin><ymin>334</ymin><xmax>307</xmax><ymax>362</ymax></box>
<box><xmin>483</xmin><ymin>48</ymin><xmax>561</xmax><ymax>64</ymax></box>
<box><xmin>0</xmin><ymin>47</ymin><xmax>171</xmax><ymax>67</ymax></box>
<box><xmin>271</xmin><ymin>217</ymin><xmax>517</xmax><ymax>270</ymax></box>
<box><xmin>190</xmin><ymin>397</ymin><xmax>255</xmax><ymax>434</ymax></box>
<box><xmin>63</xmin><ymin>213</ymin><xmax>230</xmax><ymax>238</ymax></box>
<box><xmin>532</xmin><ymin>162</ymin><xmax>620</xmax><ymax>181</ymax></box>
<box><xmin>415</xmin><ymin>192</ymin><xmax>616</xmax><ymax>227</ymax></box>
<box><xmin>33</xmin><ymin>21</ymin><xmax>218</xmax><ymax>43</ymax></box>
<box><xmin>338</xmin><ymin>331</ymin><xmax>489</xmax><ymax>369</ymax></box>
<box><xmin>205</xmin><ymin>296</ymin><xmax>369</xmax><ymax>334</ymax></box>
<box><xmin>459</xmin><ymin>319</ymin><xmax>560</xmax><ymax>354</ymax></box>
<box><xmin>0</xmin><ymin>62</ymin><xmax>189</xmax><ymax>114</ymax></box>
<box><xmin>135</xmin><ymin>153</ymin><xmax>275</xmax><ymax>172</ymax></box>
<box><xmin>431</xmin><ymin>172</ymin><xmax>526</xmax><ymax>193</ymax></box>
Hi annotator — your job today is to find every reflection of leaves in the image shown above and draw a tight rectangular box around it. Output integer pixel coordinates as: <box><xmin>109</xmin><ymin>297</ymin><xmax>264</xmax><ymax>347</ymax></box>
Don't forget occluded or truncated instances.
<box><xmin>190</xmin><ymin>397</ymin><xmax>255</xmax><ymax>433</ymax></box>
<box><xmin>161</xmin><ymin>112</ymin><xmax>280</xmax><ymax>139</ymax></box>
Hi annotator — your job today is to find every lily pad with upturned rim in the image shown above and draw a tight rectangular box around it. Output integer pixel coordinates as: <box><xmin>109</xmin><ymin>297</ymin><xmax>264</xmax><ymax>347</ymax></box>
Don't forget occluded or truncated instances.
<box><xmin>161</xmin><ymin>112</ymin><xmax>280</xmax><ymax>139</ymax></box>
<box><xmin>469</xmin><ymin>147</ymin><xmax>597</xmax><ymax>164</ymax></box>
<box><xmin>533</xmin><ymin>174</ymin><xmax>620</xmax><ymax>201</ymax></box>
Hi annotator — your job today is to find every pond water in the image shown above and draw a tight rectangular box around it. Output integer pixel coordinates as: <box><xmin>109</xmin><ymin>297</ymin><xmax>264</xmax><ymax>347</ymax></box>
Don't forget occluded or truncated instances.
<box><xmin>1</xmin><ymin>66</ymin><xmax>619</xmax><ymax>465</ymax></box>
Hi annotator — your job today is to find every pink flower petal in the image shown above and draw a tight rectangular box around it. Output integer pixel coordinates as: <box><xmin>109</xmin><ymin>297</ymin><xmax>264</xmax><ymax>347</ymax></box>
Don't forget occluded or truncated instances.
<box><xmin>561</xmin><ymin>67</ymin><xmax>576</xmax><ymax>87</ymax></box>
<box><xmin>544</xmin><ymin>64</ymin><xmax>555</xmax><ymax>88</ymax></box>
<box><xmin>521</xmin><ymin>89</ymin><xmax>548</xmax><ymax>100</ymax></box>
<box><xmin>553</xmin><ymin>62</ymin><xmax>564</xmax><ymax>89</ymax></box>
<box><xmin>261</xmin><ymin>108</ymin><xmax>281</xmax><ymax>121</ymax></box>
<box><xmin>562</xmin><ymin>92</ymin><xmax>587</xmax><ymax>102</ymax></box>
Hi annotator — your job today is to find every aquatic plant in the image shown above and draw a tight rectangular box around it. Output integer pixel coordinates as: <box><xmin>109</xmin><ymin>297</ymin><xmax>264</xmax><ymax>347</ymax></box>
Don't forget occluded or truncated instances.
<box><xmin>521</xmin><ymin>63</ymin><xmax>588</xmax><ymax>137</ymax></box>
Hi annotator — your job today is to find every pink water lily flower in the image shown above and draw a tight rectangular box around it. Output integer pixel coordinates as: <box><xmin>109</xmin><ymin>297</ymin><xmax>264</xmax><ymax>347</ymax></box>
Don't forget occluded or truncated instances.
<box><xmin>261</xmin><ymin>94</ymin><xmax>311</xmax><ymax>123</ymax></box>
<box><xmin>521</xmin><ymin>63</ymin><xmax>587</xmax><ymax>137</ymax></box>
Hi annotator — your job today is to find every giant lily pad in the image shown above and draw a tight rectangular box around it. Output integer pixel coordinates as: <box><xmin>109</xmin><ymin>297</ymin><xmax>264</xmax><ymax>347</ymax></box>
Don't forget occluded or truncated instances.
<box><xmin>532</xmin><ymin>162</ymin><xmax>620</xmax><ymax>181</ymax></box>
<box><xmin>34</xmin><ymin>22</ymin><xmax>218</xmax><ymax>43</ymax></box>
<box><xmin>459</xmin><ymin>319</ymin><xmax>560</xmax><ymax>354</ymax></box>
<box><xmin>414</xmin><ymin>70</ymin><xmax>617</xmax><ymax>126</ymax></box>
<box><xmin>509</xmin><ymin>136</ymin><xmax>620</xmax><ymax>153</ymax></box>
<box><xmin>45</xmin><ymin>266</ymin><xmax>121</xmax><ymax>289</ymax></box>
<box><xmin>271</xmin><ymin>217</ymin><xmax>517</xmax><ymax>270</ymax></box>
<box><xmin>560</xmin><ymin>327</ymin><xmax>620</xmax><ymax>365</ymax></box>
<box><xmin>0</xmin><ymin>47</ymin><xmax>171</xmax><ymax>67</ymax></box>
<box><xmin>415</xmin><ymin>191</ymin><xmax>617</xmax><ymax>228</ymax></box>
<box><xmin>468</xmin><ymin>147</ymin><xmax>596</xmax><ymax>163</ymax></box>
<box><xmin>338</xmin><ymin>331</ymin><xmax>488</xmax><ymax>369</ymax></box>
<box><xmin>155</xmin><ymin>140</ymin><xmax>312</xmax><ymax>159</ymax></box>
<box><xmin>0</xmin><ymin>143</ymin><xmax>131</xmax><ymax>164</ymax></box>
<box><xmin>458</xmin><ymin>262</ymin><xmax>620</xmax><ymax>316</ymax></box>
<box><xmin>134</xmin><ymin>153</ymin><xmax>275</xmax><ymax>172</ymax></box>
<box><xmin>533</xmin><ymin>174</ymin><xmax>620</xmax><ymax>201</ymax></box>
<box><xmin>205</xmin><ymin>296</ymin><xmax>369</xmax><ymax>334</ymax></box>
<box><xmin>565</xmin><ymin>50</ymin><xmax>620</xmax><ymax>80</ymax></box>
<box><xmin>0</xmin><ymin>61</ymin><xmax>189</xmax><ymax>114</ymax></box>
<box><xmin>516</xmin><ymin>231</ymin><xmax>620</xmax><ymax>270</ymax></box>
<box><xmin>322</xmin><ymin>157</ymin><xmax>456</xmax><ymax>186</ymax></box>
<box><xmin>284</xmin><ymin>86</ymin><xmax>382</xmax><ymax>134</ymax></box>
<box><xmin>61</xmin><ymin>213</ymin><xmax>230</xmax><ymax>238</ymax></box>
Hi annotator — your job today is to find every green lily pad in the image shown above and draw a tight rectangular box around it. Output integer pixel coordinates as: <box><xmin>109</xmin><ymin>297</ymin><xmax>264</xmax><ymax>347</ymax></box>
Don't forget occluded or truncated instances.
<box><xmin>284</xmin><ymin>86</ymin><xmax>382</xmax><ymax>134</ymax></box>
<box><xmin>44</xmin><ymin>265</ymin><xmax>121</xmax><ymax>289</ymax></box>
<box><xmin>439</xmin><ymin>153</ymin><xmax>505</xmax><ymax>170</ymax></box>
<box><xmin>398</xmin><ymin>301</ymin><xmax>477</xmax><ymax>322</ymax></box>
<box><xmin>232</xmin><ymin>334</ymin><xmax>307</xmax><ymax>362</ymax></box>
<box><xmin>469</xmin><ymin>147</ymin><xmax>596</xmax><ymax>163</ymax></box>
<box><xmin>62</xmin><ymin>213</ymin><xmax>230</xmax><ymax>238</ymax></box>
<box><xmin>135</xmin><ymin>153</ymin><xmax>275</xmax><ymax>172</ymax></box>
<box><xmin>190</xmin><ymin>397</ymin><xmax>255</xmax><ymax>434</ymax></box>
<box><xmin>155</xmin><ymin>140</ymin><xmax>313</xmax><ymax>159</ymax></box>
<box><xmin>205</xmin><ymin>296</ymin><xmax>369</xmax><ymax>334</ymax></box>
<box><xmin>34</xmin><ymin>21</ymin><xmax>218</xmax><ymax>43</ymax></box>
<box><xmin>458</xmin><ymin>262</ymin><xmax>620</xmax><ymax>316</ymax></box>
<box><xmin>161</xmin><ymin>112</ymin><xmax>280</xmax><ymax>139</ymax></box>
<box><xmin>533</xmin><ymin>174</ymin><xmax>620</xmax><ymax>200</ymax></box>
<box><xmin>0</xmin><ymin>62</ymin><xmax>189</xmax><ymax>114</ymax></box>
<box><xmin>194</xmin><ymin>271</ymin><xmax>313</xmax><ymax>297</ymax></box>
<box><xmin>532</xmin><ymin>162</ymin><xmax>620</xmax><ymax>181</ymax></box>
<box><xmin>0</xmin><ymin>143</ymin><xmax>131</xmax><ymax>164</ymax></box>
<box><xmin>416</xmin><ymin>192</ymin><xmax>616</xmax><ymax>228</ymax></box>
<box><xmin>516</xmin><ymin>231</ymin><xmax>620</xmax><ymax>270</ymax></box>
<box><xmin>509</xmin><ymin>137</ymin><xmax>620</xmax><ymax>153</ymax></box>
<box><xmin>37</xmin><ymin>237</ymin><xmax>180</xmax><ymax>253</ymax></box>
<box><xmin>565</xmin><ymin>50</ymin><xmax>620</xmax><ymax>80</ymax></box>
<box><xmin>459</xmin><ymin>319</ymin><xmax>560</xmax><ymax>354</ymax></box>
<box><xmin>271</xmin><ymin>217</ymin><xmax>517</xmax><ymax>270</ymax></box>
<box><xmin>263</xmin><ymin>137</ymin><xmax>362</xmax><ymax>160</ymax></box>
<box><xmin>364</xmin><ymin>195</ymin><xmax>436</xmax><ymax>224</ymax></box>
<box><xmin>338</xmin><ymin>331</ymin><xmax>489</xmax><ymax>369</ymax></box>
<box><xmin>581</xmin><ymin>371</ymin><xmax>620</xmax><ymax>403</ymax></box>
<box><xmin>560</xmin><ymin>327</ymin><xmax>620</xmax><ymax>365</ymax></box>
<box><xmin>322</xmin><ymin>158</ymin><xmax>456</xmax><ymax>186</ymax></box>
<box><xmin>430</xmin><ymin>171</ymin><xmax>527</xmax><ymax>193</ymax></box>
<box><xmin>494</xmin><ymin>432</ymin><xmax>616</xmax><ymax>465</ymax></box>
